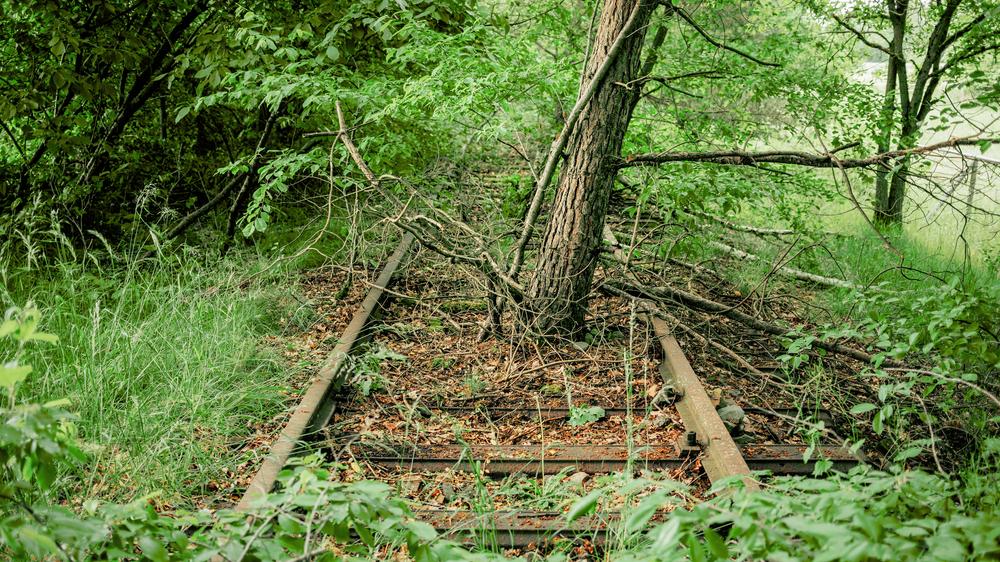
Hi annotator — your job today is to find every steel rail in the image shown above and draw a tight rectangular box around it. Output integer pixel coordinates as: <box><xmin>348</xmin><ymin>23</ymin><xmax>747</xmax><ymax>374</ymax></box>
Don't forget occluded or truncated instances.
<box><xmin>410</xmin><ymin>510</ymin><xmax>629</xmax><ymax>547</ymax></box>
<box><xmin>350</xmin><ymin>443</ymin><xmax>856</xmax><ymax>476</ymax></box>
<box><xmin>603</xmin><ymin>226</ymin><xmax>759</xmax><ymax>491</ymax></box>
<box><xmin>339</xmin><ymin>404</ymin><xmax>834</xmax><ymax>424</ymax></box>
<box><xmin>237</xmin><ymin>233</ymin><xmax>414</xmax><ymax>510</ymax></box>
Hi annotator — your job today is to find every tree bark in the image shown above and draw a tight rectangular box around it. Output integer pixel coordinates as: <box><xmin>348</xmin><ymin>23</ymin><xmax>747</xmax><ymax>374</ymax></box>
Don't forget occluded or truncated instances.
<box><xmin>873</xmin><ymin>2</ymin><xmax>900</xmax><ymax>225</ymax></box>
<box><xmin>875</xmin><ymin>0</ymin><xmax>908</xmax><ymax>226</ymax></box>
<box><xmin>873</xmin><ymin>0</ymin><xmax>962</xmax><ymax>227</ymax></box>
<box><xmin>521</xmin><ymin>0</ymin><xmax>656</xmax><ymax>335</ymax></box>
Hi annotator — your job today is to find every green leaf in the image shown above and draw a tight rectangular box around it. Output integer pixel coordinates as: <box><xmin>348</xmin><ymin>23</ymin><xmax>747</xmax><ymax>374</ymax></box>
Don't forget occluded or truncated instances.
<box><xmin>407</xmin><ymin>520</ymin><xmax>437</xmax><ymax>541</ymax></box>
<box><xmin>36</xmin><ymin>461</ymin><xmax>56</xmax><ymax>491</ymax></box>
<box><xmin>175</xmin><ymin>105</ymin><xmax>191</xmax><ymax>123</ymax></box>
<box><xmin>850</xmin><ymin>403</ymin><xmax>877</xmax><ymax>414</ymax></box>
<box><xmin>0</xmin><ymin>362</ymin><xmax>32</xmax><ymax>388</ymax></box>
<box><xmin>792</xmin><ymin>478</ymin><xmax>838</xmax><ymax>492</ymax></box>
<box><xmin>568</xmin><ymin>405</ymin><xmax>605</xmax><ymax>426</ymax></box>
<box><xmin>18</xmin><ymin>528</ymin><xmax>61</xmax><ymax>556</ymax></box>
<box><xmin>566</xmin><ymin>490</ymin><xmax>602</xmax><ymax>523</ymax></box>
<box><xmin>649</xmin><ymin>518</ymin><xmax>682</xmax><ymax>550</ymax></box>
<box><xmin>704</xmin><ymin>527</ymin><xmax>729</xmax><ymax>559</ymax></box>
<box><xmin>782</xmin><ymin>515</ymin><xmax>845</xmax><ymax>538</ymax></box>
<box><xmin>689</xmin><ymin>539</ymin><xmax>707</xmax><ymax>562</ymax></box>
<box><xmin>326</xmin><ymin>46</ymin><xmax>340</xmax><ymax>61</ymax></box>
<box><xmin>625</xmin><ymin>491</ymin><xmax>666</xmax><ymax>533</ymax></box>
<box><xmin>25</xmin><ymin>331</ymin><xmax>58</xmax><ymax>343</ymax></box>
<box><xmin>138</xmin><ymin>536</ymin><xmax>169</xmax><ymax>562</ymax></box>
<box><xmin>894</xmin><ymin>446</ymin><xmax>923</xmax><ymax>462</ymax></box>
<box><xmin>356</xmin><ymin>523</ymin><xmax>374</xmax><ymax>547</ymax></box>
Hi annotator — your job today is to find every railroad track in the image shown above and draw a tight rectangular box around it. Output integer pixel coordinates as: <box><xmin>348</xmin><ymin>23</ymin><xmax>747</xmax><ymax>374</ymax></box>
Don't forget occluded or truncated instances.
<box><xmin>237</xmin><ymin>232</ymin><xmax>861</xmax><ymax>549</ymax></box>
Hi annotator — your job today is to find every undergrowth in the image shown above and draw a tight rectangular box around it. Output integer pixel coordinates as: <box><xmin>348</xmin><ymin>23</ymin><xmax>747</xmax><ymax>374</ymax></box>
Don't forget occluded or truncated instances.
<box><xmin>0</xmin><ymin>219</ymin><xmax>347</xmax><ymax>506</ymax></box>
<box><xmin>4</xmin><ymin>272</ymin><xmax>999</xmax><ymax>560</ymax></box>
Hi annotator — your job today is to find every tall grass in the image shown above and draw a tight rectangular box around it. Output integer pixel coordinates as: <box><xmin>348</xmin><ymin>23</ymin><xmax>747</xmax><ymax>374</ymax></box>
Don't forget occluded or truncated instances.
<box><xmin>717</xmin><ymin>193</ymin><xmax>999</xmax><ymax>318</ymax></box>
<box><xmin>0</xmin><ymin>223</ymin><xmax>345</xmax><ymax>506</ymax></box>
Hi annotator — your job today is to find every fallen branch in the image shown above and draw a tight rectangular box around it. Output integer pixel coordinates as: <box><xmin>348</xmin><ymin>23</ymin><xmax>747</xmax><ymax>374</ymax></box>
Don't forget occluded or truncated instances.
<box><xmin>709</xmin><ymin>241</ymin><xmax>857</xmax><ymax>290</ymax></box>
<box><xmin>606</xmin><ymin>276</ymin><xmax>900</xmax><ymax>367</ymax></box>
<box><xmin>620</xmin><ymin>135</ymin><xmax>999</xmax><ymax>170</ymax></box>
<box><xmin>659</xmin><ymin>310</ymin><xmax>768</xmax><ymax>379</ymax></box>
<box><xmin>602</xmin><ymin>227</ymin><xmax>896</xmax><ymax>365</ymax></box>
<box><xmin>683</xmin><ymin>209</ymin><xmax>795</xmax><ymax>237</ymax></box>
<box><xmin>333</xmin><ymin>102</ymin><xmax>523</xmax><ymax>300</ymax></box>
<box><xmin>144</xmin><ymin>173</ymin><xmax>243</xmax><ymax>258</ymax></box>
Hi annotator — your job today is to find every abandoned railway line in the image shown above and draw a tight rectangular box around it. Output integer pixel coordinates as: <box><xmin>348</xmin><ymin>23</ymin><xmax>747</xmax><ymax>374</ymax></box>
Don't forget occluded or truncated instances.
<box><xmin>236</xmin><ymin>233</ymin><xmax>862</xmax><ymax>550</ymax></box>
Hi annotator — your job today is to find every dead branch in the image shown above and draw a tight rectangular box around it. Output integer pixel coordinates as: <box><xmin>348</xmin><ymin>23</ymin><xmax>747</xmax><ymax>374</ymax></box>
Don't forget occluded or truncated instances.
<box><xmin>709</xmin><ymin>241</ymin><xmax>857</xmax><ymax>290</ymax></box>
<box><xmin>659</xmin><ymin>310</ymin><xmax>767</xmax><ymax>379</ymax></box>
<box><xmin>671</xmin><ymin>5</ymin><xmax>781</xmax><ymax>67</ymax></box>
<box><xmin>144</xmin><ymin>173</ymin><xmax>243</xmax><ymax>258</ymax></box>
<box><xmin>605</xmin><ymin>275</ymin><xmax>901</xmax><ymax>367</ymax></box>
<box><xmin>620</xmin><ymin>135</ymin><xmax>999</xmax><ymax>169</ymax></box>
<box><xmin>603</xmin><ymin>224</ymin><xmax>899</xmax><ymax>365</ymax></box>
<box><xmin>683</xmin><ymin>209</ymin><xmax>795</xmax><ymax>237</ymax></box>
<box><xmin>333</xmin><ymin>102</ymin><xmax>523</xmax><ymax>301</ymax></box>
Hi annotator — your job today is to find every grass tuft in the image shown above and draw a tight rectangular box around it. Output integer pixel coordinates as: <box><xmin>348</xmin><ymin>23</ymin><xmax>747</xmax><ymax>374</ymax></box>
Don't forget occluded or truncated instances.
<box><xmin>1</xmin><ymin>249</ymin><xmax>309</xmax><ymax>506</ymax></box>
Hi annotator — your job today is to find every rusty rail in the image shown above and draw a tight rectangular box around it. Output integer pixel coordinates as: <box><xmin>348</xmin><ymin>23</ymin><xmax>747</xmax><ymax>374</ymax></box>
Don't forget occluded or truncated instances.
<box><xmin>236</xmin><ymin>233</ymin><xmax>414</xmax><ymax>510</ymax></box>
<box><xmin>651</xmin><ymin>317</ymin><xmax>759</xmax><ymax>489</ymax></box>
<box><xmin>339</xmin><ymin>405</ymin><xmax>834</xmax><ymax>424</ymax></box>
<box><xmin>238</xmin><ymin>225</ymin><xmax>862</xmax><ymax>549</ymax></box>
<box><xmin>411</xmin><ymin>510</ymin><xmax>626</xmax><ymax>547</ymax></box>
<box><xmin>604</xmin><ymin>226</ymin><xmax>759</xmax><ymax>491</ymax></box>
<box><xmin>346</xmin><ymin>443</ymin><xmax>855</xmax><ymax>476</ymax></box>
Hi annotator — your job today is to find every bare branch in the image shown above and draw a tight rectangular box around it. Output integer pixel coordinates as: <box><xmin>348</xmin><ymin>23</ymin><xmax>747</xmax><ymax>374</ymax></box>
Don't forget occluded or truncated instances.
<box><xmin>672</xmin><ymin>6</ymin><xmax>781</xmax><ymax>67</ymax></box>
<box><xmin>709</xmin><ymin>241</ymin><xmax>857</xmax><ymax>290</ymax></box>
<box><xmin>829</xmin><ymin>12</ymin><xmax>891</xmax><ymax>54</ymax></box>
<box><xmin>620</xmin><ymin>135</ymin><xmax>999</xmax><ymax>169</ymax></box>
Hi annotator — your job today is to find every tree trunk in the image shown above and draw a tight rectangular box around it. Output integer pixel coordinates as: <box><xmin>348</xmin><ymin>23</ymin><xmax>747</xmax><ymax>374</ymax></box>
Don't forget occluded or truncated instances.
<box><xmin>873</xmin><ymin>35</ymin><xmax>898</xmax><ymax>225</ymax></box>
<box><xmin>875</xmin><ymin>0</ymin><xmax>906</xmax><ymax>227</ymax></box>
<box><xmin>885</xmin><ymin>157</ymin><xmax>909</xmax><ymax>223</ymax></box>
<box><xmin>521</xmin><ymin>0</ymin><xmax>655</xmax><ymax>335</ymax></box>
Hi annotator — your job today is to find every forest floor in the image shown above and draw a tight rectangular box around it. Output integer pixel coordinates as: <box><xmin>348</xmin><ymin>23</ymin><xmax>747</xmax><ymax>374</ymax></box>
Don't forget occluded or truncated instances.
<box><xmin>219</xmin><ymin>235</ymin><xmax>872</xmax><ymax>555</ymax></box>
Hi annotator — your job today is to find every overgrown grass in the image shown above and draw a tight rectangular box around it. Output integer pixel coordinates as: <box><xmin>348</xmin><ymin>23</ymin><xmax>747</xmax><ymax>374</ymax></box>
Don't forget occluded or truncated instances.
<box><xmin>712</xmin><ymin>202</ymin><xmax>999</xmax><ymax>320</ymax></box>
<box><xmin>0</xmin><ymin>220</ymin><xmax>348</xmax><ymax>507</ymax></box>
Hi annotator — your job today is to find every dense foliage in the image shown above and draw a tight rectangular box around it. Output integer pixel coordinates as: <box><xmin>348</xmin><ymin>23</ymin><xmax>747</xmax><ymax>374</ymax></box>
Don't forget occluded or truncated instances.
<box><xmin>2</xmin><ymin>0</ymin><xmax>998</xmax><ymax>559</ymax></box>
<box><xmin>2</xmin><ymin>311</ymin><xmax>998</xmax><ymax>559</ymax></box>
